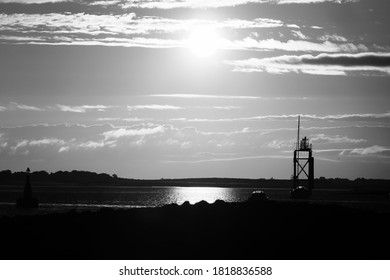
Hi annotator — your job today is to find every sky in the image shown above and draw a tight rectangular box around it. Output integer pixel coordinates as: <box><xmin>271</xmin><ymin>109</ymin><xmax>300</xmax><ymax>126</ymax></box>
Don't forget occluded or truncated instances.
<box><xmin>0</xmin><ymin>0</ymin><xmax>390</xmax><ymax>179</ymax></box>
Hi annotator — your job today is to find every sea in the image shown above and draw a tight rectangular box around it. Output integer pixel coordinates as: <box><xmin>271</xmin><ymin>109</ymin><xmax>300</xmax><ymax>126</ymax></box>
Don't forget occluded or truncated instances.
<box><xmin>1</xmin><ymin>185</ymin><xmax>389</xmax><ymax>216</ymax></box>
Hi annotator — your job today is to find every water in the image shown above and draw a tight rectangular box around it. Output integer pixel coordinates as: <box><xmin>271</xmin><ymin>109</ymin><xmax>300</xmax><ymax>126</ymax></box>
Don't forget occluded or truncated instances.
<box><xmin>1</xmin><ymin>185</ymin><xmax>389</xmax><ymax>216</ymax></box>
<box><xmin>0</xmin><ymin>185</ymin><xmax>264</xmax><ymax>216</ymax></box>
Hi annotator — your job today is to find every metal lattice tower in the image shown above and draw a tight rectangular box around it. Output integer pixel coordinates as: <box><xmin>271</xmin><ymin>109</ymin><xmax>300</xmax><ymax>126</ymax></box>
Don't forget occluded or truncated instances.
<box><xmin>292</xmin><ymin>116</ymin><xmax>314</xmax><ymax>191</ymax></box>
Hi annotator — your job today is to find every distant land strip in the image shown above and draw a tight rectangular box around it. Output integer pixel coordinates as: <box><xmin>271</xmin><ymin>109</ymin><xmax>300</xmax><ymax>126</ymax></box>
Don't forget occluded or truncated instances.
<box><xmin>0</xmin><ymin>170</ymin><xmax>389</xmax><ymax>192</ymax></box>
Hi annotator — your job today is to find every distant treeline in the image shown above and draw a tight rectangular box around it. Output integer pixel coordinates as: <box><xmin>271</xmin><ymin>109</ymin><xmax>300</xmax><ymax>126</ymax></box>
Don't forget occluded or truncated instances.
<box><xmin>0</xmin><ymin>169</ymin><xmax>389</xmax><ymax>192</ymax></box>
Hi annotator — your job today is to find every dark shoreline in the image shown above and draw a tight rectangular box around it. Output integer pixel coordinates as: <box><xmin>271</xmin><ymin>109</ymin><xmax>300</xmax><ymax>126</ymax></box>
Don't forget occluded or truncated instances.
<box><xmin>1</xmin><ymin>199</ymin><xmax>389</xmax><ymax>260</ymax></box>
<box><xmin>2</xmin><ymin>170</ymin><xmax>390</xmax><ymax>191</ymax></box>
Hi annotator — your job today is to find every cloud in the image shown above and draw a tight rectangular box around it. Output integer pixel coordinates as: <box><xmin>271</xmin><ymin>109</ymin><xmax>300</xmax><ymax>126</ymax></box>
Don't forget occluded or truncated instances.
<box><xmin>97</xmin><ymin>118</ymin><xmax>121</xmax><ymax>122</ymax></box>
<box><xmin>11</xmin><ymin>102</ymin><xmax>44</xmax><ymax>111</ymax></box>
<box><xmin>221</xmin><ymin>38</ymin><xmax>368</xmax><ymax>53</ymax></box>
<box><xmin>274</xmin><ymin>0</ymin><xmax>357</xmax><ymax>3</ymax></box>
<box><xmin>318</xmin><ymin>34</ymin><xmax>348</xmax><ymax>42</ymax></box>
<box><xmin>350</xmin><ymin>145</ymin><xmax>390</xmax><ymax>155</ymax></box>
<box><xmin>58</xmin><ymin>146</ymin><xmax>70</xmax><ymax>153</ymax></box>
<box><xmin>267</xmin><ymin>139</ymin><xmax>295</xmax><ymax>149</ymax></box>
<box><xmin>10</xmin><ymin>140</ymin><xmax>29</xmax><ymax>152</ymax></box>
<box><xmin>150</xmin><ymin>94</ymin><xmax>262</xmax><ymax>99</ymax></box>
<box><xmin>102</xmin><ymin>124</ymin><xmax>166</xmax><ymax>140</ymax></box>
<box><xmin>1</xmin><ymin>13</ymin><xmax>369</xmax><ymax>53</ymax></box>
<box><xmin>0</xmin><ymin>0</ymin><xmax>357</xmax><ymax>7</ymax></box>
<box><xmin>164</xmin><ymin>155</ymin><xmax>291</xmax><ymax>164</ymax></box>
<box><xmin>170</xmin><ymin>112</ymin><xmax>390</xmax><ymax>122</ymax></box>
<box><xmin>300</xmin><ymin>52</ymin><xmax>390</xmax><ymax>67</ymax></box>
<box><xmin>89</xmin><ymin>0</ymin><xmax>121</xmax><ymax>6</ymax></box>
<box><xmin>119</xmin><ymin>0</ymin><xmax>357</xmax><ymax>9</ymax></box>
<box><xmin>225</xmin><ymin>52</ymin><xmax>390</xmax><ymax>75</ymax></box>
<box><xmin>125</xmin><ymin>103</ymin><xmax>241</xmax><ymax>111</ymax></box>
<box><xmin>0</xmin><ymin>102</ymin><xmax>44</xmax><ymax>112</ymax></box>
<box><xmin>194</xmin><ymin>106</ymin><xmax>241</xmax><ymax>110</ymax></box>
<box><xmin>311</xmin><ymin>134</ymin><xmax>366</xmax><ymax>144</ymax></box>
<box><xmin>57</xmin><ymin>140</ymin><xmax>117</xmax><ymax>152</ymax></box>
<box><xmin>0</xmin><ymin>133</ymin><xmax>8</xmax><ymax>150</ymax></box>
<box><xmin>123</xmin><ymin>118</ymin><xmax>148</xmax><ymax>122</ymax></box>
<box><xmin>9</xmin><ymin>138</ymin><xmax>66</xmax><ymax>154</ymax></box>
<box><xmin>56</xmin><ymin>104</ymin><xmax>112</xmax><ymax>113</ymax></box>
<box><xmin>29</xmin><ymin>37</ymin><xmax>184</xmax><ymax>48</ymax></box>
<box><xmin>218</xmin><ymin>18</ymin><xmax>283</xmax><ymax>29</ymax></box>
<box><xmin>2</xmin><ymin>127</ymin><xmax>119</xmax><ymax>154</ymax></box>
<box><xmin>0</xmin><ymin>0</ymin><xmax>65</xmax><ymax>3</ymax></box>
<box><xmin>78</xmin><ymin>140</ymin><xmax>108</xmax><ymax>149</ymax></box>
<box><xmin>0</xmin><ymin>13</ymin><xmax>283</xmax><ymax>42</ymax></box>
<box><xmin>28</xmin><ymin>138</ymin><xmax>66</xmax><ymax>146</ymax></box>
<box><xmin>291</xmin><ymin>30</ymin><xmax>310</xmax><ymax>40</ymax></box>
<box><xmin>287</xmin><ymin>24</ymin><xmax>300</xmax><ymax>29</ymax></box>
<box><xmin>127</xmin><ymin>104</ymin><xmax>183</xmax><ymax>111</ymax></box>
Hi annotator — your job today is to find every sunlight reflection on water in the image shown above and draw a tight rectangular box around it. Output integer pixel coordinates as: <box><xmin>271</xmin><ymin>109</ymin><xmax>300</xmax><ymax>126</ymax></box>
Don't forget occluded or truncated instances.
<box><xmin>0</xmin><ymin>185</ymin><xmax>260</xmax><ymax>215</ymax></box>
<box><xmin>167</xmin><ymin>187</ymin><xmax>238</xmax><ymax>205</ymax></box>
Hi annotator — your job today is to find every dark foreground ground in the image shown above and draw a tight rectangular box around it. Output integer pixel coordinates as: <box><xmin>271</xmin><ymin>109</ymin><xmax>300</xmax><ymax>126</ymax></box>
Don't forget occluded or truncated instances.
<box><xmin>0</xmin><ymin>199</ymin><xmax>389</xmax><ymax>260</ymax></box>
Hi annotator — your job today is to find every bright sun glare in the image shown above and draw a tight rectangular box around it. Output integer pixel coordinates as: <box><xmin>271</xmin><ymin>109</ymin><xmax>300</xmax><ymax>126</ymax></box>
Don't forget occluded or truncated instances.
<box><xmin>188</xmin><ymin>26</ymin><xmax>220</xmax><ymax>58</ymax></box>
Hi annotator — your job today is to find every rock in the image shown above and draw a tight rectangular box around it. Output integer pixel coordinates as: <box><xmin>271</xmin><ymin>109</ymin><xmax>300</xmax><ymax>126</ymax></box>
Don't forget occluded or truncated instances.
<box><xmin>181</xmin><ymin>201</ymin><xmax>191</xmax><ymax>207</ymax></box>
<box><xmin>248</xmin><ymin>190</ymin><xmax>269</xmax><ymax>202</ymax></box>
<box><xmin>290</xmin><ymin>186</ymin><xmax>311</xmax><ymax>199</ymax></box>
<box><xmin>194</xmin><ymin>200</ymin><xmax>209</xmax><ymax>208</ymax></box>
<box><xmin>213</xmin><ymin>199</ymin><xmax>226</xmax><ymax>207</ymax></box>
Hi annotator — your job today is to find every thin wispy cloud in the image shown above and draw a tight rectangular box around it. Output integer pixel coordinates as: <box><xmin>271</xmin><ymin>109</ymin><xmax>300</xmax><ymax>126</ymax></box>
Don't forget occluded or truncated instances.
<box><xmin>28</xmin><ymin>138</ymin><xmax>66</xmax><ymax>146</ymax></box>
<box><xmin>170</xmin><ymin>112</ymin><xmax>390</xmax><ymax>122</ymax></box>
<box><xmin>0</xmin><ymin>102</ymin><xmax>44</xmax><ymax>112</ymax></box>
<box><xmin>164</xmin><ymin>155</ymin><xmax>291</xmax><ymax>164</ymax></box>
<box><xmin>10</xmin><ymin>140</ymin><xmax>29</xmax><ymax>153</ymax></box>
<box><xmin>225</xmin><ymin>52</ymin><xmax>390</xmax><ymax>75</ymax></box>
<box><xmin>350</xmin><ymin>145</ymin><xmax>390</xmax><ymax>155</ymax></box>
<box><xmin>97</xmin><ymin>118</ymin><xmax>121</xmax><ymax>122</ymax></box>
<box><xmin>314</xmin><ymin>146</ymin><xmax>390</xmax><ymax>160</ymax></box>
<box><xmin>10</xmin><ymin>138</ymin><xmax>65</xmax><ymax>152</ymax></box>
<box><xmin>291</xmin><ymin>146</ymin><xmax>390</xmax><ymax>158</ymax></box>
<box><xmin>78</xmin><ymin>140</ymin><xmax>115</xmax><ymax>150</ymax></box>
<box><xmin>127</xmin><ymin>104</ymin><xmax>184</xmax><ymax>111</ymax></box>
<box><xmin>267</xmin><ymin>139</ymin><xmax>295</xmax><ymax>149</ymax></box>
<box><xmin>311</xmin><ymin>134</ymin><xmax>366</xmax><ymax>144</ymax></box>
<box><xmin>0</xmin><ymin>0</ymin><xmax>65</xmax><ymax>2</ymax></box>
<box><xmin>151</xmin><ymin>94</ymin><xmax>262</xmax><ymax>99</ymax></box>
<box><xmin>222</xmin><ymin>38</ymin><xmax>368</xmax><ymax>53</ymax></box>
<box><xmin>56</xmin><ymin>104</ymin><xmax>112</xmax><ymax>113</ymax></box>
<box><xmin>102</xmin><ymin>124</ymin><xmax>167</xmax><ymax>140</ymax></box>
<box><xmin>11</xmin><ymin>102</ymin><xmax>44</xmax><ymax>111</ymax></box>
<box><xmin>318</xmin><ymin>34</ymin><xmax>348</xmax><ymax>42</ymax></box>
<box><xmin>194</xmin><ymin>106</ymin><xmax>241</xmax><ymax>110</ymax></box>
<box><xmin>291</xmin><ymin>30</ymin><xmax>310</xmax><ymax>40</ymax></box>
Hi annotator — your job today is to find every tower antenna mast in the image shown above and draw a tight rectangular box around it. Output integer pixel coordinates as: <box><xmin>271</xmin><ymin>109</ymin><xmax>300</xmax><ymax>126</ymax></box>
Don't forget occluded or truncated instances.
<box><xmin>297</xmin><ymin>115</ymin><xmax>300</xmax><ymax>151</ymax></box>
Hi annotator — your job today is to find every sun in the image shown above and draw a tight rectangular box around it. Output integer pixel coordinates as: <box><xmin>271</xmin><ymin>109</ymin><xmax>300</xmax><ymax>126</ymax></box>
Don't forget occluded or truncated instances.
<box><xmin>188</xmin><ymin>26</ymin><xmax>220</xmax><ymax>58</ymax></box>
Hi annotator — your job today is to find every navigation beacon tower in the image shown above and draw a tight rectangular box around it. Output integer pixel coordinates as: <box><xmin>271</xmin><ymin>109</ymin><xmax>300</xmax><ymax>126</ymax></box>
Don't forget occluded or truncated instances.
<box><xmin>292</xmin><ymin>116</ymin><xmax>314</xmax><ymax>197</ymax></box>
<box><xmin>16</xmin><ymin>167</ymin><xmax>39</xmax><ymax>208</ymax></box>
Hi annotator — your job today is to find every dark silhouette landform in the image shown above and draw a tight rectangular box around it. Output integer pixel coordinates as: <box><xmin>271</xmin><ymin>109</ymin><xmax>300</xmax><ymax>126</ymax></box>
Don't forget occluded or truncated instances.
<box><xmin>0</xmin><ymin>198</ymin><xmax>389</xmax><ymax>259</ymax></box>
